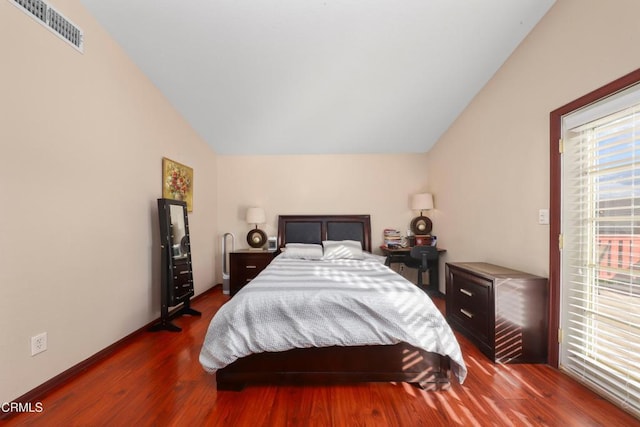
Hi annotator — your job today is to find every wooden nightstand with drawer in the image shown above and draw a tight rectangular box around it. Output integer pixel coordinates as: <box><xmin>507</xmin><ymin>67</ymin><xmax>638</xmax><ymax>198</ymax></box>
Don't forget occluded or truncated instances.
<box><xmin>445</xmin><ymin>262</ymin><xmax>548</xmax><ymax>364</ymax></box>
<box><xmin>229</xmin><ymin>250</ymin><xmax>276</xmax><ymax>296</ymax></box>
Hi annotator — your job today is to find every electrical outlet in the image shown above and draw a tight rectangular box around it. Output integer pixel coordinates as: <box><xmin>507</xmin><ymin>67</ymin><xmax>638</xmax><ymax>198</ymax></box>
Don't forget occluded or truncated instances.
<box><xmin>31</xmin><ymin>332</ymin><xmax>47</xmax><ymax>356</ymax></box>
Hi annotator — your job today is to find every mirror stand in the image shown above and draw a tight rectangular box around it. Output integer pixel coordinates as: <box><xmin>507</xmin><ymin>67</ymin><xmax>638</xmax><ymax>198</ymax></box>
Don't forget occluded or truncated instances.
<box><xmin>150</xmin><ymin>198</ymin><xmax>201</xmax><ymax>332</ymax></box>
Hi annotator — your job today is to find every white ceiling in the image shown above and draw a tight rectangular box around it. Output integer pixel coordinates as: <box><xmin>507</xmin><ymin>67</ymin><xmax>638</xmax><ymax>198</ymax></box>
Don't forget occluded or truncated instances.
<box><xmin>79</xmin><ymin>0</ymin><xmax>555</xmax><ymax>155</ymax></box>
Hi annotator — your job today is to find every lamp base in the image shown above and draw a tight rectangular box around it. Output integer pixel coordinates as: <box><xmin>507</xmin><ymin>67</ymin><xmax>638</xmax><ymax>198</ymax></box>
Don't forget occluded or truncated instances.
<box><xmin>410</xmin><ymin>216</ymin><xmax>433</xmax><ymax>235</ymax></box>
<box><xmin>247</xmin><ymin>228</ymin><xmax>267</xmax><ymax>248</ymax></box>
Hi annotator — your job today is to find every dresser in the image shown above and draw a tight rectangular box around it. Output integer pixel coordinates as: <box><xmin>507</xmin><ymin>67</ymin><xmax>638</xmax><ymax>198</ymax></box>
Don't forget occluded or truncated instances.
<box><xmin>230</xmin><ymin>250</ymin><xmax>276</xmax><ymax>296</ymax></box>
<box><xmin>445</xmin><ymin>262</ymin><xmax>548</xmax><ymax>363</ymax></box>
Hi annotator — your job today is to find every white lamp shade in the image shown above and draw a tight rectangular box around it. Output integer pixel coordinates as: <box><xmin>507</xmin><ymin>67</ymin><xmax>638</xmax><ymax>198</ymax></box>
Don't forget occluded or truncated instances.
<box><xmin>411</xmin><ymin>193</ymin><xmax>434</xmax><ymax>211</ymax></box>
<box><xmin>246</xmin><ymin>207</ymin><xmax>266</xmax><ymax>225</ymax></box>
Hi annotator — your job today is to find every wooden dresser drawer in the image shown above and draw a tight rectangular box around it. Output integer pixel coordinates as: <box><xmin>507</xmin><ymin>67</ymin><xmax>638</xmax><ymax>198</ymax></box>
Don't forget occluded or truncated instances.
<box><xmin>230</xmin><ymin>251</ymin><xmax>276</xmax><ymax>296</ymax></box>
<box><xmin>449</xmin><ymin>270</ymin><xmax>491</xmax><ymax>313</ymax></box>
<box><xmin>449</xmin><ymin>303</ymin><xmax>490</xmax><ymax>344</ymax></box>
<box><xmin>448</xmin><ymin>269</ymin><xmax>492</xmax><ymax>349</ymax></box>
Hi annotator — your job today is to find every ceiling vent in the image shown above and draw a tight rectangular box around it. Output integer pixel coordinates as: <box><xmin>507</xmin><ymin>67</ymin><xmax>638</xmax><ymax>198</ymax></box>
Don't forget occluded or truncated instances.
<box><xmin>9</xmin><ymin>0</ymin><xmax>84</xmax><ymax>52</ymax></box>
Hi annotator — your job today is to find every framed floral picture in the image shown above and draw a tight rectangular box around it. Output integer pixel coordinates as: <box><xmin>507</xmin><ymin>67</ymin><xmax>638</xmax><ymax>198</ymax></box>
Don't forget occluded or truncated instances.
<box><xmin>162</xmin><ymin>157</ymin><xmax>193</xmax><ymax>212</ymax></box>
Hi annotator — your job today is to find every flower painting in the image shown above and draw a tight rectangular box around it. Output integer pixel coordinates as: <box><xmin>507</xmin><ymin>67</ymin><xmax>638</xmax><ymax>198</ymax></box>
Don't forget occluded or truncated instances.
<box><xmin>162</xmin><ymin>157</ymin><xmax>193</xmax><ymax>211</ymax></box>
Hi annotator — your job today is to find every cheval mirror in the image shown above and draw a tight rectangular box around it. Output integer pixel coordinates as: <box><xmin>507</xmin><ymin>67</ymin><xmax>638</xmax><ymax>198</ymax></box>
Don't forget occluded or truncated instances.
<box><xmin>150</xmin><ymin>198</ymin><xmax>200</xmax><ymax>332</ymax></box>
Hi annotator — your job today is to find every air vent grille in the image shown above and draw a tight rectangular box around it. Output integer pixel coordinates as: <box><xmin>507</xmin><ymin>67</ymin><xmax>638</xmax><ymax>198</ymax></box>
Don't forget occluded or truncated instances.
<box><xmin>13</xmin><ymin>0</ymin><xmax>47</xmax><ymax>22</ymax></box>
<box><xmin>48</xmin><ymin>8</ymin><xmax>82</xmax><ymax>49</ymax></box>
<box><xmin>9</xmin><ymin>0</ymin><xmax>84</xmax><ymax>52</ymax></box>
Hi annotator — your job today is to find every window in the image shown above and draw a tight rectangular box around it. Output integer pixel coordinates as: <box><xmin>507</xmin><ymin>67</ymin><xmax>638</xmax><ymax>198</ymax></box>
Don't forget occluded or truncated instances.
<box><xmin>558</xmin><ymin>83</ymin><xmax>640</xmax><ymax>417</ymax></box>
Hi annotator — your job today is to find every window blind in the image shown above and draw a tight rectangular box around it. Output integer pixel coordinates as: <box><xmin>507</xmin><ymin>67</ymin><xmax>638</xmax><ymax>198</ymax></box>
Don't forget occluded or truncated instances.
<box><xmin>561</xmin><ymin>94</ymin><xmax>640</xmax><ymax>418</ymax></box>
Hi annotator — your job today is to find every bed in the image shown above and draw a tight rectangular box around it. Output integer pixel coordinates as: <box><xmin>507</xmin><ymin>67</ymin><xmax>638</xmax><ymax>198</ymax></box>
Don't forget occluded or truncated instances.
<box><xmin>199</xmin><ymin>214</ymin><xmax>466</xmax><ymax>391</ymax></box>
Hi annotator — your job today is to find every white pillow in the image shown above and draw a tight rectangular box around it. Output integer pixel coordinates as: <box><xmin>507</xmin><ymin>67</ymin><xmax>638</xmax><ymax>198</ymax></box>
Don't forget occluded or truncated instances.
<box><xmin>322</xmin><ymin>240</ymin><xmax>364</xmax><ymax>260</ymax></box>
<box><xmin>280</xmin><ymin>243</ymin><xmax>323</xmax><ymax>260</ymax></box>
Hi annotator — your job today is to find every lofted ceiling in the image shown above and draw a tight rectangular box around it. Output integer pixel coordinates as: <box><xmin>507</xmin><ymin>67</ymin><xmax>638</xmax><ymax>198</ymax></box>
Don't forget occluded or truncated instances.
<box><xmin>80</xmin><ymin>0</ymin><xmax>556</xmax><ymax>155</ymax></box>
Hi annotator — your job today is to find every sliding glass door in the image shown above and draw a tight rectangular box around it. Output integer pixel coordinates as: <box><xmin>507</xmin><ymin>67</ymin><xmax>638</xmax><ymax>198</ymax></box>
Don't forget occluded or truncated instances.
<box><xmin>559</xmin><ymin>85</ymin><xmax>640</xmax><ymax>417</ymax></box>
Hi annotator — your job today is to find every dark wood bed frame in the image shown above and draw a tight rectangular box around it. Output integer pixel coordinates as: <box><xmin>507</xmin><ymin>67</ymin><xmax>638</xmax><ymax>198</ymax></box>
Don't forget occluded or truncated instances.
<box><xmin>216</xmin><ymin>214</ymin><xmax>452</xmax><ymax>391</ymax></box>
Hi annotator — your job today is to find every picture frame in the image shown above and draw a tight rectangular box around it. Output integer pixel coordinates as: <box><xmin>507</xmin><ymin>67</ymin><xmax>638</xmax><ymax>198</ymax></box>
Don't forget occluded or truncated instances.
<box><xmin>162</xmin><ymin>157</ymin><xmax>193</xmax><ymax>212</ymax></box>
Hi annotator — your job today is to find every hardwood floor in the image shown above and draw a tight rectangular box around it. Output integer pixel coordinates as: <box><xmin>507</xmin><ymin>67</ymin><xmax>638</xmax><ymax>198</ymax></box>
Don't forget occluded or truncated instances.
<box><xmin>4</xmin><ymin>287</ymin><xmax>639</xmax><ymax>426</ymax></box>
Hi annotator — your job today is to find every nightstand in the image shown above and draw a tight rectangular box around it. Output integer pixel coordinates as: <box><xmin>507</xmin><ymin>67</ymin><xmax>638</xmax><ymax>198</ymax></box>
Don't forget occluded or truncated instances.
<box><xmin>229</xmin><ymin>250</ymin><xmax>276</xmax><ymax>296</ymax></box>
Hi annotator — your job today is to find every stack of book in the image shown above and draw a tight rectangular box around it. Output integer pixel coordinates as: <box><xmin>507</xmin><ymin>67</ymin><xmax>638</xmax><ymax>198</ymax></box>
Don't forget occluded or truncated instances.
<box><xmin>383</xmin><ymin>229</ymin><xmax>402</xmax><ymax>248</ymax></box>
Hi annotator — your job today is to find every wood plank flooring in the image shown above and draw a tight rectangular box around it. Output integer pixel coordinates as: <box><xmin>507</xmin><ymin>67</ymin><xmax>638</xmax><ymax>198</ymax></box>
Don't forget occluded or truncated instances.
<box><xmin>4</xmin><ymin>287</ymin><xmax>639</xmax><ymax>426</ymax></box>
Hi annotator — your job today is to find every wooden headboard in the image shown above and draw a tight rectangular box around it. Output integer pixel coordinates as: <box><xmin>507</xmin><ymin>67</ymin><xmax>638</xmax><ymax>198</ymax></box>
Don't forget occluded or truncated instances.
<box><xmin>277</xmin><ymin>215</ymin><xmax>372</xmax><ymax>252</ymax></box>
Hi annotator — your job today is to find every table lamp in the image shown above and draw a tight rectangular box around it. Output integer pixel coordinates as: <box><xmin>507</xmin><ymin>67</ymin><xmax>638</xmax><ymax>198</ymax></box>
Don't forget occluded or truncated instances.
<box><xmin>410</xmin><ymin>193</ymin><xmax>434</xmax><ymax>235</ymax></box>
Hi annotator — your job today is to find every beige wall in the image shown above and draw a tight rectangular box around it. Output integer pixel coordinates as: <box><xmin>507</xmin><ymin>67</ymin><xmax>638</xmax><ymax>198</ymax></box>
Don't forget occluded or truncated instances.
<box><xmin>427</xmin><ymin>0</ymin><xmax>640</xmax><ymax>288</ymax></box>
<box><xmin>216</xmin><ymin>153</ymin><xmax>430</xmax><ymax>281</ymax></box>
<box><xmin>0</xmin><ymin>0</ymin><xmax>218</xmax><ymax>402</ymax></box>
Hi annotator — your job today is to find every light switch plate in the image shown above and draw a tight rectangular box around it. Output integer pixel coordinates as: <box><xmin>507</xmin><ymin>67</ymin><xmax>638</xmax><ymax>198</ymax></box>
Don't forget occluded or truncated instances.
<box><xmin>538</xmin><ymin>209</ymin><xmax>549</xmax><ymax>225</ymax></box>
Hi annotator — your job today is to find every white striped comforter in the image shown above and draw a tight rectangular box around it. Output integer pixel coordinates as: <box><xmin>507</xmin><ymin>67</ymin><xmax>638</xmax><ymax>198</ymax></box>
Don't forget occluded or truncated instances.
<box><xmin>199</xmin><ymin>254</ymin><xmax>467</xmax><ymax>383</ymax></box>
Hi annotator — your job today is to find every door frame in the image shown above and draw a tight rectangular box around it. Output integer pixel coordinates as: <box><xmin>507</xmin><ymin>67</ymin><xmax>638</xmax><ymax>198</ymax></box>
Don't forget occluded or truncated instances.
<box><xmin>548</xmin><ymin>68</ymin><xmax>640</xmax><ymax>367</ymax></box>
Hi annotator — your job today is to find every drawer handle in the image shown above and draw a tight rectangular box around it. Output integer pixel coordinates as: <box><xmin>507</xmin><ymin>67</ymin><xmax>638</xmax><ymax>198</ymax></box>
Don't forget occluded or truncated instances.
<box><xmin>460</xmin><ymin>309</ymin><xmax>474</xmax><ymax>319</ymax></box>
<box><xmin>460</xmin><ymin>288</ymin><xmax>473</xmax><ymax>297</ymax></box>
<box><xmin>245</xmin><ymin>265</ymin><xmax>257</xmax><ymax>269</ymax></box>
<box><xmin>179</xmin><ymin>270</ymin><xmax>190</xmax><ymax>275</ymax></box>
